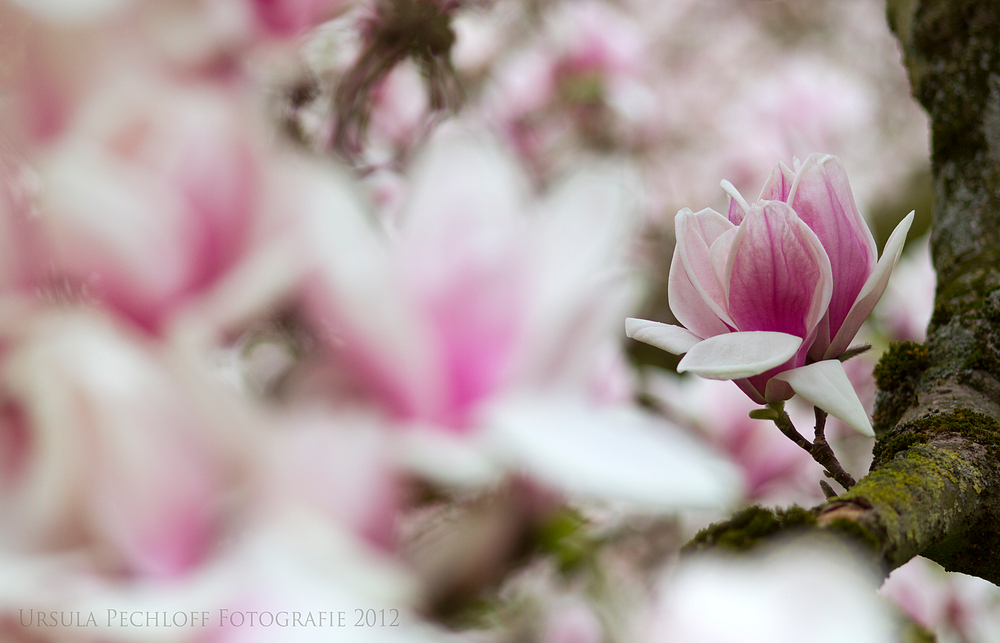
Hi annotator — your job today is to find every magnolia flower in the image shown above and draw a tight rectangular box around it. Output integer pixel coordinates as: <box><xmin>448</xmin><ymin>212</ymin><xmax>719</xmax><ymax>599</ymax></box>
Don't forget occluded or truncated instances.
<box><xmin>627</xmin><ymin>155</ymin><xmax>913</xmax><ymax>436</ymax></box>
<box><xmin>879</xmin><ymin>556</ymin><xmax>1000</xmax><ymax>642</ymax></box>
<box><xmin>173</xmin><ymin>128</ymin><xmax>741</xmax><ymax>512</ymax></box>
<box><xmin>0</xmin><ymin>309</ymin><xmax>226</xmax><ymax>577</ymax></box>
<box><xmin>32</xmin><ymin>79</ymin><xmax>261</xmax><ymax>332</ymax></box>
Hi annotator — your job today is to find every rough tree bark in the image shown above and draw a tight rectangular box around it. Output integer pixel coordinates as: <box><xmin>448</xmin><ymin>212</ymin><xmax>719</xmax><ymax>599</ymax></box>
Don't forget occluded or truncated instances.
<box><xmin>819</xmin><ymin>0</ymin><xmax>1000</xmax><ymax>583</ymax></box>
<box><xmin>690</xmin><ymin>0</ymin><xmax>1000</xmax><ymax>585</ymax></box>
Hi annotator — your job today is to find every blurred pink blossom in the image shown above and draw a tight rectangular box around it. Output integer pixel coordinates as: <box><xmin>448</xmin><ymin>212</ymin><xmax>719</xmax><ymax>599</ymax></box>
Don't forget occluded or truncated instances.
<box><xmin>30</xmin><ymin>79</ymin><xmax>262</xmax><ymax>332</ymax></box>
<box><xmin>650</xmin><ymin>375</ymin><xmax>823</xmax><ymax>504</ymax></box>
<box><xmin>172</xmin><ymin>129</ymin><xmax>740</xmax><ymax>511</ymax></box>
<box><xmin>880</xmin><ymin>556</ymin><xmax>1000</xmax><ymax>642</ymax></box>
<box><xmin>0</xmin><ymin>310</ymin><xmax>226</xmax><ymax>577</ymax></box>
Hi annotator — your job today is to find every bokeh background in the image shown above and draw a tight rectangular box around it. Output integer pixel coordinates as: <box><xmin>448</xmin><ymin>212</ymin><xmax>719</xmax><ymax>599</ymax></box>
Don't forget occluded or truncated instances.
<box><xmin>0</xmin><ymin>0</ymin><xmax>992</xmax><ymax>642</ymax></box>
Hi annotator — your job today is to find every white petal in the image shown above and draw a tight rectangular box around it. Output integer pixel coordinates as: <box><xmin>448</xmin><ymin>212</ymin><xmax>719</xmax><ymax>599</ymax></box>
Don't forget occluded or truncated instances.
<box><xmin>483</xmin><ymin>398</ymin><xmax>743</xmax><ymax>511</ymax></box>
<box><xmin>825</xmin><ymin>211</ymin><xmax>915</xmax><ymax>359</ymax></box>
<box><xmin>393</xmin><ymin>425</ymin><xmax>502</xmax><ymax>489</ymax></box>
<box><xmin>677</xmin><ymin>332</ymin><xmax>802</xmax><ymax>379</ymax></box>
<box><xmin>625</xmin><ymin>318</ymin><xmax>702</xmax><ymax>354</ymax></box>
<box><xmin>403</xmin><ymin>127</ymin><xmax>526</xmax><ymax>234</ymax></box>
<box><xmin>13</xmin><ymin>0</ymin><xmax>131</xmax><ymax>23</ymax></box>
<box><xmin>772</xmin><ymin>360</ymin><xmax>874</xmax><ymax>437</ymax></box>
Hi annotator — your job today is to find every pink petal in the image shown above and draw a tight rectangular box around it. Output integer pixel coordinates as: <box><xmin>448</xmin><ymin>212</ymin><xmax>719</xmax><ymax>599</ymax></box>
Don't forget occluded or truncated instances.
<box><xmin>757</xmin><ymin>161</ymin><xmax>796</xmax><ymax>202</ymax></box>
<box><xmin>808</xmin><ymin>311</ymin><xmax>832</xmax><ymax>362</ymax></box>
<box><xmin>720</xmin><ymin>180</ymin><xmax>749</xmax><ymax>225</ymax></box>
<box><xmin>667</xmin><ymin>244</ymin><xmax>730</xmax><ymax>340</ymax></box>
<box><xmin>732</xmin><ymin>377</ymin><xmax>767</xmax><ymax>404</ymax></box>
<box><xmin>787</xmin><ymin>155</ymin><xmax>877</xmax><ymax>343</ymax></box>
<box><xmin>825</xmin><ymin>211</ymin><xmax>915</xmax><ymax>359</ymax></box>
<box><xmin>726</xmin><ymin>201</ymin><xmax>832</xmax><ymax>341</ymax></box>
<box><xmin>674</xmin><ymin>208</ymin><xmax>736</xmax><ymax>328</ymax></box>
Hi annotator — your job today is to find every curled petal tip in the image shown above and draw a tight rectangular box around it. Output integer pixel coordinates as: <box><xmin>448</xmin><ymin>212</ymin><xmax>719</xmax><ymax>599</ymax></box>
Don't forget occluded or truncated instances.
<box><xmin>721</xmin><ymin>179</ymin><xmax>750</xmax><ymax>211</ymax></box>
<box><xmin>625</xmin><ymin>318</ymin><xmax>702</xmax><ymax>355</ymax></box>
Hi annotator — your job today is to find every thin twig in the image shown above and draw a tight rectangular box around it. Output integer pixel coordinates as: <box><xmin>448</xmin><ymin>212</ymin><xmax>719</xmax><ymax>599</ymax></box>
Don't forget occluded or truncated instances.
<box><xmin>769</xmin><ymin>403</ymin><xmax>812</xmax><ymax>451</ymax></box>
<box><xmin>763</xmin><ymin>403</ymin><xmax>856</xmax><ymax>492</ymax></box>
<box><xmin>810</xmin><ymin>407</ymin><xmax>856</xmax><ymax>491</ymax></box>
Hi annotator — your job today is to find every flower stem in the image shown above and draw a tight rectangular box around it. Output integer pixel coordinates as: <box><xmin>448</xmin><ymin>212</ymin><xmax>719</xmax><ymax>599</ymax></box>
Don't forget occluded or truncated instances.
<box><xmin>811</xmin><ymin>407</ymin><xmax>856</xmax><ymax>491</ymax></box>
<box><xmin>766</xmin><ymin>403</ymin><xmax>856</xmax><ymax>492</ymax></box>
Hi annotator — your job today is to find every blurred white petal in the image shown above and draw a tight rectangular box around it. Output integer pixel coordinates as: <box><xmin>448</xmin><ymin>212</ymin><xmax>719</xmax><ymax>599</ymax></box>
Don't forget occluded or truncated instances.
<box><xmin>650</xmin><ymin>540</ymin><xmax>894</xmax><ymax>643</ymax></box>
<box><xmin>483</xmin><ymin>397</ymin><xmax>743</xmax><ymax>511</ymax></box>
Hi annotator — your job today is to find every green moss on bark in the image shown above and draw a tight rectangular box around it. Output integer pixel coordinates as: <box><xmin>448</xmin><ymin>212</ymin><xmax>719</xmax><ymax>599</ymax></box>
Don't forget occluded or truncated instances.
<box><xmin>872</xmin><ymin>342</ymin><xmax>930</xmax><ymax>436</ymax></box>
<box><xmin>683</xmin><ymin>505</ymin><xmax>816</xmax><ymax>554</ymax></box>
<box><xmin>873</xmin><ymin>409</ymin><xmax>1000</xmax><ymax>468</ymax></box>
<box><xmin>842</xmin><ymin>442</ymin><xmax>985</xmax><ymax>568</ymax></box>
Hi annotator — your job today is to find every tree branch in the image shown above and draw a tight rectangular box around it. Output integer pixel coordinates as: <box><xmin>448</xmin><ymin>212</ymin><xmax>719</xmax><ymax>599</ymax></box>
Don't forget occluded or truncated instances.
<box><xmin>819</xmin><ymin>0</ymin><xmax>1000</xmax><ymax>581</ymax></box>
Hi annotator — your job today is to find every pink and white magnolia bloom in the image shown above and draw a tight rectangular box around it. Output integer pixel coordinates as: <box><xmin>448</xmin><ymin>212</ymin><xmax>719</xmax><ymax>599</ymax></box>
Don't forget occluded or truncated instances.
<box><xmin>627</xmin><ymin>154</ymin><xmax>914</xmax><ymax>436</ymax></box>
<box><xmin>174</xmin><ymin>128</ymin><xmax>741</xmax><ymax>512</ymax></box>
<box><xmin>0</xmin><ymin>309</ymin><xmax>226</xmax><ymax>578</ymax></box>
<box><xmin>31</xmin><ymin>79</ymin><xmax>261</xmax><ymax>332</ymax></box>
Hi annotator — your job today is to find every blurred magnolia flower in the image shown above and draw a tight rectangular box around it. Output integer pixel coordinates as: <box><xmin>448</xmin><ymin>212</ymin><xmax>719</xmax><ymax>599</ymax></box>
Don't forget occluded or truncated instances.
<box><xmin>627</xmin><ymin>155</ymin><xmax>914</xmax><ymax>436</ymax></box>
<box><xmin>0</xmin><ymin>310</ymin><xmax>228</xmax><ymax>578</ymax></box>
<box><xmin>648</xmin><ymin>374</ymin><xmax>824</xmax><ymax>504</ymax></box>
<box><xmin>716</xmin><ymin>59</ymin><xmax>876</xmax><ymax>197</ymax></box>
<box><xmin>30</xmin><ymin>79</ymin><xmax>262</xmax><ymax>332</ymax></box>
<box><xmin>647</xmin><ymin>540</ymin><xmax>895</xmax><ymax>643</ymax></box>
<box><xmin>0</xmin><ymin>512</ymin><xmax>445</xmax><ymax>643</ymax></box>
<box><xmin>295</xmin><ymin>129</ymin><xmax>739</xmax><ymax>510</ymax></box>
<box><xmin>176</xmin><ymin>127</ymin><xmax>741</xmax><ymax>511</ymax></box>
<box><xmin>880</xmin><ymin>556</ymin><xmax>1000</xmax><ymax>643</ymax></box>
